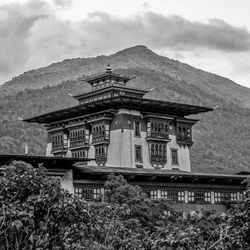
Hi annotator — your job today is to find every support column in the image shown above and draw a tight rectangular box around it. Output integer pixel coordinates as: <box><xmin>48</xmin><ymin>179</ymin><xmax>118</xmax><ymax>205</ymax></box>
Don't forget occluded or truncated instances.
<box><xmin>157</xmin><ymin>189</ymin><xmax>161</xmax><ymax>199</ymax></box>
<box><xmin>211</xmin><ymin>191</ymin><xmax>215</xmax><ymax>204</ymax></box>
<box><xmin>184</xmin><ymin>190</ymin><xmax>188</xmax><ymax>203</ymax></box>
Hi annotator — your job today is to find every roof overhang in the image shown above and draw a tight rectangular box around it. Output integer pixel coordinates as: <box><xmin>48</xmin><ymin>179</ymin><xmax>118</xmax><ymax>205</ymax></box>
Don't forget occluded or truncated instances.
<box><xmin>24</xmin><ymin>96</ymin><xmax>213</xmax><ymax>124</ymax></box>
<box><xmin>0</xmin><ymin>154</ymin><xmax>90</xmax><ymax>170</ymax></box>
<box><xmin>73</xmin><ymin>85</ymin><xmax>148</xmax><ymax>100</ymax></box>
<box><xmin>73</xmin><ymin>164</ymin><xmax>247</xmax><ymax>186</ymax></box>
<box><xmin>84</xmin><ymin>72</ymin><xmax>132</xmax><ymax>83</ymax></box>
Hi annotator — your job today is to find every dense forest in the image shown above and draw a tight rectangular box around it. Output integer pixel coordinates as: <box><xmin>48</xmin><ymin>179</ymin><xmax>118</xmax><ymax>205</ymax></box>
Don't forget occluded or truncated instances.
<box><xmin>0</xmin><ymin>46</ymin><xmax>250</xmax><ymax>174</ymax></box>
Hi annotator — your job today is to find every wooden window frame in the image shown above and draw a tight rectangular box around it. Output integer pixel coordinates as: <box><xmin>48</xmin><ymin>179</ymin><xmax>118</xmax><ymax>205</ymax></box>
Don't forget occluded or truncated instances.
<box><xmin>214</xmin><ymin>192</ymin><xmax>221</xmax><ymax>203</ymax></box>
<box><xmin>177</xmin><ymin>191</ymin><xmax>185</xmax><ymax>203</ymax></box>
<box><xmin>171</xmin><ymin>148</ymin><xmax>179</xmax><ymax>166</ymax></box>
<box><xmin>135</xmin><ymin>145</ymin><xmax>143</xmax><ymax>163</ymax></box>
<box><xmin>150</xmin><ymin>190</ymin><xmax>158</xmax><ymax>199</ymax></box>
<box><xmin>150</xmin><ymin>142</ymin><xmax>167</xmax><ymax>163</ymax></box>
<box><xmin>134</xmin><ymin>121</ymin><xmax>141</xmax><ymax>137</ymax></box>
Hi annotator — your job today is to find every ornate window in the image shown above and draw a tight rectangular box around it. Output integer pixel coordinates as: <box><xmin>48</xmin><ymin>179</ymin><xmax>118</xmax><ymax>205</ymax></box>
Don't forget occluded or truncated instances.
<box><xmin>134</xmin><ymin>121</ymin><xmax>141</xmax><ymax>137</ymax></box>
<box><xmin>194</xmin><ymin>191</ymin><xmax>205</xmax><ymax>203</ymax></box>
<box><xmin>74</xmin><ymin>185</ymin><xmax>102</xmax><ymax>201</ymax></box>
<box><xmin>92</xmin><ymin>123</ymin><xmax>110</xmax><ymax>143</ymax></box>
<box><xmin>72</xmin><ymin>149</ymin><xmax>87</xmax><ymax>158</ymax></box>
<box><xmin>51</xmin><ymin>132</ymin><xmax>67</xmax><ymax>152</ymax></box>
<box><xmin>230</xmin><ymin>193</ymin><xmax>238</xmax><ymax>201</ymax></box>
<box><xmin>214</xmin><ymin>192</ymin><xmax>221</xmax><ymax>203</ymax></box>
<box><xmin>150</xmin><ymin>190</ymin><xmax>158</xmax><ymax>199</ymax></box>
<box><xmin>149</xmin><ymin>142</ymin><xmax>167</xmax><ymax>166</ymax></box>
<box><xmin>188</xmin><ymin>191</ymin><xmax>195</xmax><ymax>203</ymax></box>
<box><xmin>167</xmin><ymin>189</ymin><xmax>178</xmax><ymax>203</ymax></box>
<box><xmin>95</xmin><ymin>146</ymin><xmax>107</xmax><ymax>160</ymax></box>
<box><xmin>188</xmin><ymin>190</ymin><xmax>206</xmax><ymax>204</ymax></box>
<box><xmin>171</xmin><ymin>149</ymin><xmax>179</xmax><ymax>165</ymax></box>
<box><xmin>69</xmin><ymin>127</ymin><xmax>89</xmax><ymax>148</ymax></box>
<box><xmin>221</xmin><ymin>192</ymin><xmax>231</xmax><ymax>202</ymax></box>
<box><xmin>93</xmin><ymin>188</ymin><xmax>102</xmax><ymax>199</ymax></box>
<box><xmin>178</xmin><ymin>191</ymin><xmax>185</xmax><ymax>202</ymax></box>
<box><xmin>161</xmin><ymin>190</ymin><xmax>168</xmax><ymax>199</ymax></box>
<box><xmin>176</xmin><ymin>123</ymin><xmax>193</xmax><ymax>147</ymax></box>
<box><xmin>148</xmin><ymin>121</ymin><xmax>169</xmax><ymax>139</ymax></box>
<box><xmin>204</xmin><ymin>192</ymin><xmax>211</xmax><ymax>203</ymax></box>
<box><xmin>135</xmin><ymin>145</ymin><xmax>143</xmax><ymax>163</ymax></box>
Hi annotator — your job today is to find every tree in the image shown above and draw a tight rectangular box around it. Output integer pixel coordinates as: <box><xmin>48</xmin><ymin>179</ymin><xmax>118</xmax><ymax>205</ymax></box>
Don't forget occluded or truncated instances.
<box><xmin>0</xmin><ymin>162</ymin><xmax>248</xmax><ymax>250</ymax></box>
<box><xmin>0</xmin><ymin>161</ymin><xmax>90</xmax><ymax>249</ymax></box>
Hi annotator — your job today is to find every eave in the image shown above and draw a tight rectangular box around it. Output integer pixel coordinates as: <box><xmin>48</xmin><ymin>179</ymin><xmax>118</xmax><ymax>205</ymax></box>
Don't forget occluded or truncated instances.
<box><xmin>24</xmin><ymin>96</ymin><xmax>213</xmax><ymax>124</ymax></box>
<box><xmin>73</xmin><ymin>164</ymin><xmax>247</xmax><ymax>186</ymax></box>
<box><xmin>84</xmin><ymin>72</ymin><xmax>132</xmax><ymax>83</ymax></box>
<box><xmin>73</xmin><ymin>85</ymin><xmax>148</xmax><ymax>100</ymax></box>
<box><xmin>0</xmin><ymin>154</ymin><xmax>91</xmax><ymax>170</ymax></box>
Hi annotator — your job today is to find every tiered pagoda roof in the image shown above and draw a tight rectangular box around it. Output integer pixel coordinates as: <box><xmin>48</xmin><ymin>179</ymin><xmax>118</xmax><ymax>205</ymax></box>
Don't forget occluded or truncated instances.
<box><xmin>24</xmin><ymin>64</ymin><xmax>213</xmax><ymax>124</ymax></box>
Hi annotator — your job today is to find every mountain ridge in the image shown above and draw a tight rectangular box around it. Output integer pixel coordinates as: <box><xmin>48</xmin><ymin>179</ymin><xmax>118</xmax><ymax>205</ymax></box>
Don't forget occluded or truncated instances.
<box><xmin>1</xmin><ymin>45</ymin><xmax>250</xmax><ymax>108</ymax></box>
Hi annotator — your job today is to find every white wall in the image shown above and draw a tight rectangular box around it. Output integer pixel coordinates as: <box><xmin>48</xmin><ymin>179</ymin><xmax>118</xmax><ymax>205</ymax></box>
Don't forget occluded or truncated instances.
<box><xmin>46</xmin><ymin>108</ymin><xmax>192</xmax><ymax>172</ymax></box>
<box><xmin>61</xmin><ymin>170</ymin><xmax>74</xmax><ymax>193</ymax></box>
<box><xmin>45</xmin><ymin>142</ymin><xmax>53</xmax><ymax>156</ymax></box>
<box><xmin>106</xmin><ymin>108</ymin><xmax>191</xmax><ymax>172</ymax></box>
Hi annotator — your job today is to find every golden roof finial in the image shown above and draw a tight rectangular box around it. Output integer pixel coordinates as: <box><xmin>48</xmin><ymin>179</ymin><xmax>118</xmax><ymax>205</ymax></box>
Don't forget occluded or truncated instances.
<box><xmin>106</xmin><ymin>63</ymin><xmax>112</xmax><ymax>74</ymax></box>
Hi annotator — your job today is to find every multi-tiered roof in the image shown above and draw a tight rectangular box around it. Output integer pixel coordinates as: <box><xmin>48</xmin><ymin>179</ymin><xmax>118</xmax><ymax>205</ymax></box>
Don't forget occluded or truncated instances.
<box><xmin>24</xmin><ymin>65</ymin><xmax>213</xmax><ymax>124</ymax></box>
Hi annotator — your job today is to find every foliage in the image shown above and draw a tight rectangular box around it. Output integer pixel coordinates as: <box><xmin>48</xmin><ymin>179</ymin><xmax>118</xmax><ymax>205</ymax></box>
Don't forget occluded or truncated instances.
<box><xmin>229</xmin><ymin>178</ymin><xmax>250</xmax><ymax>249</ymax></box>
<box><xmin>0</xmin><ymin>161</ymin><xmax>91</xmax><ymax>249</ymax></box>
<box><xmin>1</xmin><ymin>161</ymin><xmax>250</xmax><ymax>249</ymax></box>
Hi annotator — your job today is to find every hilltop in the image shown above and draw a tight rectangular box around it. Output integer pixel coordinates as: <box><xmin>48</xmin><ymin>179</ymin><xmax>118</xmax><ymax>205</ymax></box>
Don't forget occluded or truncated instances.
<box><xmin>0</xmin><ymin>45</ymin><xmax>249</xmax><ymax>174</ymax></box>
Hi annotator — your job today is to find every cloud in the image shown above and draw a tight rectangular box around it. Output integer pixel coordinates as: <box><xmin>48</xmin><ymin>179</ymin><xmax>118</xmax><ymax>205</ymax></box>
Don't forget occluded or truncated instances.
<box><xmin>0</xmin><ymin>0</ymin><xmax>50</xmax><ymax>81</ymax></box>
<box><xmin>52</xmin><ymin>0</ymin><xmax>72</xmax><ymax>8</ymax></box>
<box><xmin>1</xmin><ymin>1</ymin><xmax>250</xmax><ymax>85</ymax></box>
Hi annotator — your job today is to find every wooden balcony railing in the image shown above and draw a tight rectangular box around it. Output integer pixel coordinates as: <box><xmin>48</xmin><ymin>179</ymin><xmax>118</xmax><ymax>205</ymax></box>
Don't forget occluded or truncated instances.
<box><xmin>92</xmin><ymin>136</ymin><xmax>109</xmax><ymax>143</ymax></box>
<box><xmin>70</xmin><ymin>139</ymin><xmax>88</xmax><ymax>148</ymax></box>
<box><xmin>51</xmin><ymin>144</ymin><xmax>67</xmax><ymax>152</ymax></box>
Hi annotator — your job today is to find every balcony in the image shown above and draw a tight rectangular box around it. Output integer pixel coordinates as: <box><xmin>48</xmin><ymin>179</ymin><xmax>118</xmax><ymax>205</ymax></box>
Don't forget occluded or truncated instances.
<box><xmin>146</xmin><ymin>132</ymin><xmax>170</xmax><ymax>142</ymax></box>
<box><xmin>51</xmin><ymin>144</ymin><xmax>68</xmax><ymax>153</ymax></box>
<box><xmin>92</xmin><ymin>135</ymin><xmax>110</xmax><ymax>145</ymax></box>
<box><xmin>95</xmin><ymin>154</ymin><xmax>107</xmax><ymax>165</ymax></box>
<box><xmin>176</xmin><ymin>136</ymin><xmax>193</xmax><ymax>147</ymax></box>
<box><xmin>70</xmin><ymin>139</ymin><xmax>89</xmax><ymax>149</ymax></box>
<box><xmin>150</xmin><ymin>155</ymin><xmax>167</xmax><ymax>165</ymax></box>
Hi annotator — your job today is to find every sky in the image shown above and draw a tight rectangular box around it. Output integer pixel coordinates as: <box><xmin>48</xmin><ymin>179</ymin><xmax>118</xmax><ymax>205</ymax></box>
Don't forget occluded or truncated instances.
<box><xmin>1</xmin><ymin>0</ymin><xmax>250</xmax><ymax>88</ymax></box>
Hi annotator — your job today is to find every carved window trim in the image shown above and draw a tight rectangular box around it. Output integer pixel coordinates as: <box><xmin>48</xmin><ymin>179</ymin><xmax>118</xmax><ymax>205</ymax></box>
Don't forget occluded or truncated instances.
<box><xmin>72</xmin><ymin>149</ymin><xmax>88</xmax><ymax>158</ymax></box>
<box><xmin>149</xmin><ymin>142</ymin><xmax>167</xmax><ymax>165</ymax></box>
<box><xmin>51</xmin><ymin>132</ymin><xmax>67</xmax><ymax>152</ymax></box>
<box><xmin>135</xmin><ymin>145</ymin><xmax>143</xmax><ymax>163</ymax></box>
<box><xmin>92</xmin><ymin>123</ymin><xmax>110</xmax><ymax>143</ymax></box>
<box><xmin>134</xmin><ymin>121</ymin><xmax>141</xmax><ymax>137</ymax></box>
<box><xmin>148</xmin><ymin>120</ymin><xmax>169</xmax><ymax>138</ymax></box>
<box><xmin>171</xmin><ymin>148</ymin><xmax>179</xmax><ymax>166</ymax></box>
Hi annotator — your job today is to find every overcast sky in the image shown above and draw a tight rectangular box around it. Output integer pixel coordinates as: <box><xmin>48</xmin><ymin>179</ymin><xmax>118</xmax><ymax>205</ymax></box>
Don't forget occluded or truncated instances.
<box><xmin>1</xmin><ymin>0</ymin><xmax>250</xmax><ymax>88</ymax></box>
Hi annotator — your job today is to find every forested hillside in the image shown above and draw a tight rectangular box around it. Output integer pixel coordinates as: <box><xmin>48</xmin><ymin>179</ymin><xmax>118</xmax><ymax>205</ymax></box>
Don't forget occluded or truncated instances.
<box><xmin>0</xmin><ymin>45</ymin><xmax>250</xmax><ymax>174</ymax></box>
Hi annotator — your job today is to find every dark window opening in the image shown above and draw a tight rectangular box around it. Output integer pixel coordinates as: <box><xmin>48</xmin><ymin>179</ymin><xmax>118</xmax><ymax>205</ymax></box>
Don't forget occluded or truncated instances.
<box><xmin>135</xmin><ymin>145</ymin><xmax>143</xmax><ymax>163</ymax></box>
<box><xmin>134</xmin><ymin>121</ymin><xmax>141</xmax><ymax>137</ymax></box>
<box><xmin>171</xmin><ymin>149</ymin><xmax>178</xmax><ymax>165</ymax></box>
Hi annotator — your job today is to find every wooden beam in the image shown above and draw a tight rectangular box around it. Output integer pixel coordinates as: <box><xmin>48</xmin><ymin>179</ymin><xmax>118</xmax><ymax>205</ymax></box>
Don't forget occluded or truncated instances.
<box><xmin>192</xmin><ymin>177</ymin><xmax>199</xmax><ymax>182</ymax></box>
<box><xmin>209</xmin><ymin>178</ymin><xmax>215</xmax><ymax>183</ymax></box>
<box><xmin>170</xmin><ymin>176</ymin><xmax>178</xmax><ymax>182</ymax></box>
<box><xmin>148</xmin><ymin>176</ymin><xmax>157</xmax><ymax>181</ymax></box>
<box><xmin>126</xmin><ymin>175</ymin><xmax>135</xmax><ymax>181</ymax></box>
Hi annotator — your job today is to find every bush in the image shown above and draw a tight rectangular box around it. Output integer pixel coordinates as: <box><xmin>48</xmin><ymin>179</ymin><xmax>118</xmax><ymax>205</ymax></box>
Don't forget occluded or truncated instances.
<box><xmin>0</xmin><ymin>161</ymin><xmax>90</xmax><ymax>249</ymax></box>
<box><xmin>0</xmin><ymin>162</ymin><xmax>249</xmax><ymax>249</ymax></box>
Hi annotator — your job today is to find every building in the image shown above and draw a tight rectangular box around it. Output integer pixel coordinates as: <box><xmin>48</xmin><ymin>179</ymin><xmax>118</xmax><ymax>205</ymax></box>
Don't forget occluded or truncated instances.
<box><xmin>22</xmin><ymin>64</ymin><xmax>246</xmax><ymax>212</ymax></box>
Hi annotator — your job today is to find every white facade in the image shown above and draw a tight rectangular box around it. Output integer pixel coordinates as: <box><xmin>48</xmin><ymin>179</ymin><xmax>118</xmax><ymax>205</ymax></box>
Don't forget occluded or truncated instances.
<box><xmin>46</xmin><ymin>108</ymin><xmax>192</xmax><ymax>172</ymax></box>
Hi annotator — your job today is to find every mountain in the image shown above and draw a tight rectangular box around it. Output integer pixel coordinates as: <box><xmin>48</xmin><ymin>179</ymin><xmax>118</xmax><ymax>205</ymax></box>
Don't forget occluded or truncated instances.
<box><xmin>0</xmin><ymin>45</ymin><xmax>249</xmax><ymax>174</ymax></box>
